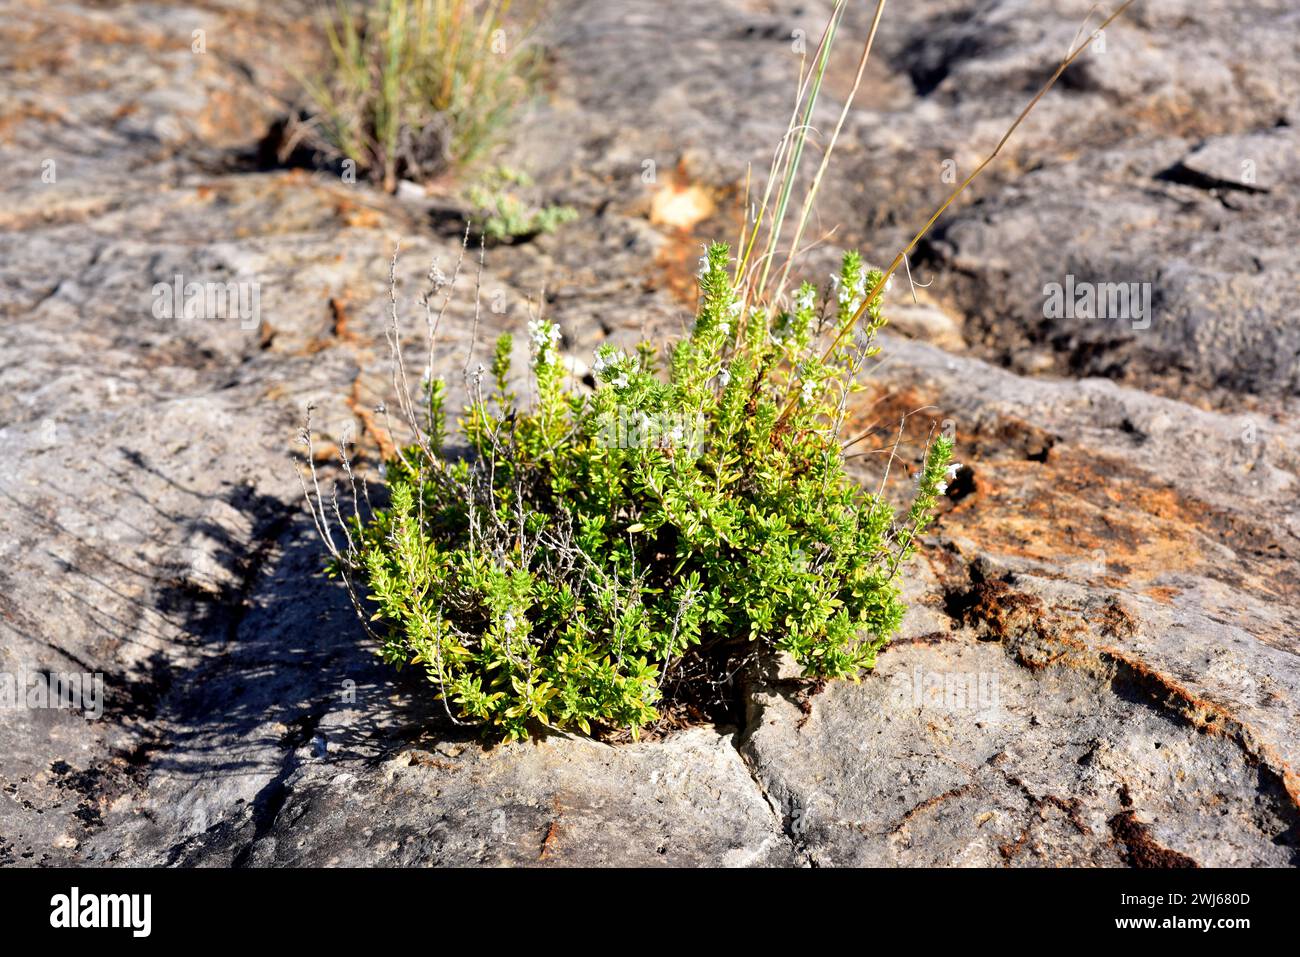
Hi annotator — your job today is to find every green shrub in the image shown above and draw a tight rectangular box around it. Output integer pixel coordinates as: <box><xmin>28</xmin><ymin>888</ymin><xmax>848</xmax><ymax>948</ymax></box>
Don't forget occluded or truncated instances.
<box><xmin>306</xmin><ymin>242</ymin><xmax>954</xmax><ymax>741</ymax></box>
<box><xmin>466</xmin><ymin>166</ymin><xmax>578</xmax><ymax>242</ymax></box>
<box><xmin>301</xmin><ymin>0</ymin><xmax>536</xmax><ymax>191</ymax></box>
<box><xmin>293</xmin><ymin>0</ymin><xmax>1135</xmax><ymax>741</ymax></box>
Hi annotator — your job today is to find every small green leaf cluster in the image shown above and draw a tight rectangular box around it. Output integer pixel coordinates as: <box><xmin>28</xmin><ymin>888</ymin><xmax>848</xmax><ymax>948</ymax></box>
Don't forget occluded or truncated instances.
<box><xmin>339</xmin><ymin>244</ymin><xmax>954</xmax><ymax>740</ymax></box>
<box><xmin>466</xmin><ymin>167</ymin><xmax>579</xmax><ymax>242</ymax></box>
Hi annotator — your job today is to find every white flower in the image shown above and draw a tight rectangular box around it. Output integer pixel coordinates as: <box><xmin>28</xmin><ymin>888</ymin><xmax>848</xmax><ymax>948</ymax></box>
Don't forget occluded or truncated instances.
<box><xmin>800</xmin><ymin>379</ymin><xmax>817</xmax><ymax>404</ymax></box>
<box><xmin>936</xmin><ymin>481</ymin><xmax>949</xmax><ymax>495</ymax></box>
<box><xmin>794</xmin><ymin>287</ymin><xmax>815</xmax><ymax>312</ymax></box>
<box><xmin>718</xmin><ymin>368</ymin><xmax>731</xmax><ymax>387</ymax></box>
<box><xmin>528</xmin><ymin>319</ymin><xmax>561</xmax><ymax>365</ymax></box>
<box><xmin>697</xmin><ymin>252</ymin><xmax>710</xmax><ymax>277</ymax></box>
<box><xmin>528</xmin><ymin>319</ymin><xmax>560</xmax><ymax>349</ymax></box>
<box><xmin>945</xmin><ymin>463</ymin><xmax>962</xmax><ymax>479</ymax></box>
<box><xmin>717</xmin><ymin>321</ymin><xmax>730</xmax><ymax>337</ymax></box>
<box><xmin>503</xmin><ymin>612</ymin><xmax>518</xmax><ymax>633</ymax></box>
<box><xmin>612</xmin><ymin>373</ymin><xmax>629</xmax><ymax>389</ymax></box>
<box><xmin>838</xmin><ymin>271</ymin><xmax>868</xmax><ymax>310</ymax></box>
<box><xmin>669</xmin><ymin>424</ymin><xmax>685</xmax><ymax>445</ymax></box>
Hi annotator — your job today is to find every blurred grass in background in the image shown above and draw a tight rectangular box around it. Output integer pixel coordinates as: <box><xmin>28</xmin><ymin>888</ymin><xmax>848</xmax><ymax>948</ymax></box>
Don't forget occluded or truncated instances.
<box><xmin>301</xmin><ymin>0</ymin><xmax>537</xmax><ymax>191</ymax></box>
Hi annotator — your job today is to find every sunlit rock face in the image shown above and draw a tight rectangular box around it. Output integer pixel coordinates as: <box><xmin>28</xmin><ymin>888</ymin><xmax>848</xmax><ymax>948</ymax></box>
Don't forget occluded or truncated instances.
<box><xmin>0</xmin><ymin>0</ymin><xmax>1295</xmax><ymax>867</ymax></box>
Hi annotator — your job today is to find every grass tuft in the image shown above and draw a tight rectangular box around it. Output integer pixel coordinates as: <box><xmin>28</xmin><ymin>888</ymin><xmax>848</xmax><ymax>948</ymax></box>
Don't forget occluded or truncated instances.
<box><xmin>300</xmin><ymin>0</ymin><xmax>537</xmax><ymax>191</ymax></box>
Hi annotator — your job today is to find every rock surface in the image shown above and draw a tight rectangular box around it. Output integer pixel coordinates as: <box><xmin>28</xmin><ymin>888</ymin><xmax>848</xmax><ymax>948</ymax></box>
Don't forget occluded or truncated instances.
<box><xmin>0</xmin><ymin>0</ymin><xmax>1296</xmax><ymax>867</ymax></box>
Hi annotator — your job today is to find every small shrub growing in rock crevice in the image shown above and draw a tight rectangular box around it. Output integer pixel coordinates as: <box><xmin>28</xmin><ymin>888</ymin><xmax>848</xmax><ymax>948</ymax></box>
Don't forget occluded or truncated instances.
<box><xmin>301</xmin><ymin>0</ymin><xmax>1122</xmax><ymax>740</ymax></box>
<box><xmin>466</xmin><ymin>167</ymin><xmax>578</xmax><ymax>242</ymax></box>
<box><xmin>304</xmin><ymin>242</ymin><xmax>953</xmax><ymax>740</ymax></box>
